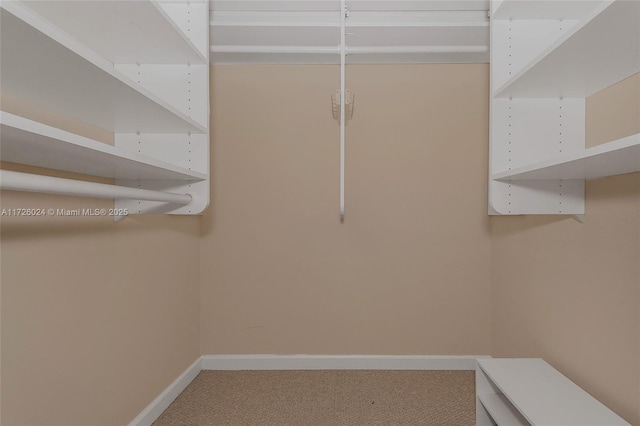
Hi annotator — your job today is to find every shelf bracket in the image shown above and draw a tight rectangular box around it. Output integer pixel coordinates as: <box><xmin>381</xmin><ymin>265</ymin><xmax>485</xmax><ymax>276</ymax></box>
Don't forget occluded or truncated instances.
<box><xmin>572</xmin><ymin>214</ymin><xmax>586</xmax><ymax>224</ymax></box>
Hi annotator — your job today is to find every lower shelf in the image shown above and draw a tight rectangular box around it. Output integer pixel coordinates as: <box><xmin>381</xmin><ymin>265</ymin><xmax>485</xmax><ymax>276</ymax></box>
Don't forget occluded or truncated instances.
<box><xmin>0</xmin><ymin>112</ymin><xmax>206</xmax><ymax>181</ymax></box>
<box><xmin>493</xmin><ymin>133</ymin><xmax>640</xmax><ymax>181</ymax></box>
<box><xmin>478</xmin><ymin>393</ymin><xmax>528</xmax><ymax>426</ymax></box>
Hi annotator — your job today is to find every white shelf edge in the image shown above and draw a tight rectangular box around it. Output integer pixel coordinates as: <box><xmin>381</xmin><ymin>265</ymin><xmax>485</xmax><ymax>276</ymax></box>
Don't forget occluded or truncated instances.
<box><xmin>477</xmin><ymin>359</ymin><xmax>540</xmax><ymax>426</ymax></box>
<box><xmin>0</xmin><ymin>112</ymin><xmax>207</xmax><ymax>181</ymax></box>
<box><xmin>478</xmin><ymin>393</ymin><xmax>528</xmax><ymax>426</ymax></box>
<box><xmin>492</xmin><ymin>133</ymin><xmax>640</xmax><ymax>181</ymax></box>
<box><xmin>210</xmin><ymin>21</ymin><xmax>487</xmax><ymax>28</ymax></box>
<box><xmin>492</xmin><ymin>0</ymin><xmax>606</xmax><ymax>21</ymax></box>
<box><xmin>211</xmin><ymin>45</ymin><xmax>340</xmax><ymax>54</ymax></box>
<box><xmin>1</xmin><ymin>2</ymin><xmax>208</xmax><ymax>134</ymax></box>
<box><xmin>492</xmin><ymin>0</ymin><xmax>613</xmax><ymax>98</ymax></box>
<box><xmin>152</xmin><ymin>0</ymin><xmax>208</xmax><ymax>63</ymax></box>
<box><xmin>211</xmin><ymin>0</ymin><xmax>489</xmax><ymax>12</ymax></box>
<box><xmin>211</xmin><ymin>45</ymin><xmax>488</xmax><ymax>54</ymax></box>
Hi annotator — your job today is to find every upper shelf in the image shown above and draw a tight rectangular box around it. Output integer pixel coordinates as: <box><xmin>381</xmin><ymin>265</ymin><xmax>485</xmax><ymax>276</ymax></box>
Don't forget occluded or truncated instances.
<box><xmin>209</xmin><ymin>5</ymin><xmax>490</xmax><ymax>64</ymax></box>
<box><xmin>493</xmin><ymin>133</ymin><xmax>640</xmax><ymax>181</ymax></box>
<box><xmin>494</xmin><ymin>0</ymin><xmax>640</xmax><ymax>98</ymax></box>
<box><xmin>0</xmin><ymin>4</ymin><xmax>207</xmax><ymax>134</ymax></box>
<box><xmin>0</xmin><ymin>112</ymin><xmax>207</xmax><ymax>181</ymax></box>
<box><xmin>18</xmin><ymin>0</ymin><xmax>207</xmax><ymax>64</ymax></box>
<box><xmin>492</xmin><ymin>0</ymin><xmax>607</xmax><ymax>21</ymax></box>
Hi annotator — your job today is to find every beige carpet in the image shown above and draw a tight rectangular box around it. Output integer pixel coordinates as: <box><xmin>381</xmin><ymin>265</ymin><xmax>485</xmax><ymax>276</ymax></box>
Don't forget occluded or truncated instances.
<box><xmin>153</xmin><ymin>370</ymin><xmax>475</xmax><ymax>425</ymax></box>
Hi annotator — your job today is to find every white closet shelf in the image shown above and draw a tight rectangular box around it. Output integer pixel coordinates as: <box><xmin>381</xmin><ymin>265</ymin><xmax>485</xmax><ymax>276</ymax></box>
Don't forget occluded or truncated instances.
<box><xmin>209</xmin><ymin>4</ymin><xmax>490</xmax><ymax>64</ymax></box>
<box><xmin>211</xmin><ymin>1</ymin><xmax>489</xmax><ymax>12</ymax></box>
<box><xmin>211</xmin><ymin>10</ymin><xmax>487</xmax><ymax>27</ymax></box>
<box><xmin>0</xmin><ymin>112</ymin><xmax>207</xmax><ymax>181</ymax></box>
<box><xmin>346</xmin><ymin>26</ymin><xmax>487</xmax><ymax>49</ymax></box>
<box><xmin>211</xmin><ymin>45</ymin><xmax>488</xmax><ymax>64</ymax></box>
<box><xmin>211</xmin><ymin>25</ymin><xmax>340</xmax><ymax>47</ymax></box>
<box><xmin>477</xmin><ymin>393</ymin><xmax>528</xmax><ymax>426</ymax></box>
<box><xmin>0</xmin><ymin>6</ymin><xmax>207</xmax><ymax>134</ymax></box>
<box><xmin>494</xmin><ymin>0</ymin><xmax>640</xmax><ymax>98</ymax></box>
<box><xmin>492</xmin><ymin>0</ymin><xmax>607</xmax><ymax>21</ymax></box>
<box><xmin>19</xmin><ymin>0</ymin><xmax>206</xmax><ymax>64</ymax></box>
<box><xmin>493</xmin><ymin>133</ymin><xmax>640</xmax><ymax>181</ymax></box>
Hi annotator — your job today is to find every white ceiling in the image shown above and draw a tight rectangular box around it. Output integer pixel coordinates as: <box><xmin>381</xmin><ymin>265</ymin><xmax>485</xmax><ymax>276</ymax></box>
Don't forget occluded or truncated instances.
<box><xmin>209</xmin><ymin>0</ymin><xmax>490</xmax><ymax>64</ymax></box>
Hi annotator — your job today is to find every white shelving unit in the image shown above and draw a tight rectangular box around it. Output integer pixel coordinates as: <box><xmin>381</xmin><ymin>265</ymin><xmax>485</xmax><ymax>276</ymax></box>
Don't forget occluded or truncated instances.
<box><xmin>209</xmin><ymin>1</ymin><xmax>490</xmax><ymax>64</ymax></box>
<box><xmin>476</xmin><ymin>358</ymin><xmax>630</xmax><ymax>425</ymax></box>
<box><xmin>489</xmin><ymin>0</ymin><xmax>640</xmax><ymax>216</ymax></box>
<box><xmin>0</xmin><ymin>0</ymin><xmax>210</xmax><ymax>216</ymax></box>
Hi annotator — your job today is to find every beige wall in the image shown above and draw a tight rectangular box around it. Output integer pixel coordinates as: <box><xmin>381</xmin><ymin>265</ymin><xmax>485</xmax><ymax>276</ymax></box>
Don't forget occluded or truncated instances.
<box><xmin>586</xmin><ymin>73</ymin><xmax>640</xmax><ymax>148</ymax></box>
<box><xmin>0</xmin><ymin>101</ymin><xmax>201</xmax><ymax>425</ymax></box>
<box><xmin>491</xmin><ymin>73</ymin><xmax>640</xmax><ymax>424</ymax></box>
<box><xmin>4</xmin><ymin>63</ymin><xmax>636</xmax><ymax>425</ymax></box>
<box><xmin>200</xmin><ymin>64</ymin><xmax>492</xmax><ymax>355</ymax></box>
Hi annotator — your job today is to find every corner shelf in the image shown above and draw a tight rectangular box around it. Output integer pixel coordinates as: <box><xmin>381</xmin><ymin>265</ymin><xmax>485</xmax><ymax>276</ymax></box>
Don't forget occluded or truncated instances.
<box><xmin>494</xmin><ymin>0</ymin><xmax>640</xmax><ymax>98</ymax></box>
<box><xmin>493</xmin><ymin>133</ymin><xmax>640</xmax><ymax>181</ymax></box>
<box><xmin>0</xmin><ymin>112</ymin><xmax>206</xmax><ymax>181</ymax></box>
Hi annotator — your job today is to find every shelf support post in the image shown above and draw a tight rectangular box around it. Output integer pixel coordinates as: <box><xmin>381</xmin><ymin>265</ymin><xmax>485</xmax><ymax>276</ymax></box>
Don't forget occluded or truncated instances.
<box><xmin>339</xmin><ymin>0</ymin><xmax>346</xmax><ymax>222</ymax></box>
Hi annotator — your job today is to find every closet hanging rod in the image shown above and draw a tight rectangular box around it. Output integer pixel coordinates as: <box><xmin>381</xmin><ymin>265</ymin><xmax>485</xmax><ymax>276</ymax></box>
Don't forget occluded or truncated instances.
<box><xmin>0</xmin><ymin>170</ymin><xmax>192</xmax><ymax>204</ymax></box>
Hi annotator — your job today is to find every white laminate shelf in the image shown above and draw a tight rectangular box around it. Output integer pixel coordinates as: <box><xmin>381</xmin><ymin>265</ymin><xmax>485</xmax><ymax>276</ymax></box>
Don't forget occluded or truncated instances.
<box><xmin>17</xmin><ymin>0</ymin><xmax>207</xmax><ymax>64</ymax></box>
<box><xmin>494</xmin><ymin>0</ymin><xmax>640</xmax><ymax>98</ymax></box>
<box><xmin>209</xmin><ymin>6</ymin><xmax>490</xmax><ymax>64</ymax></box>
<box><xmin>0</xmin><ymin>112</ymin><xmax>207</xmax><ymax>181</ymax></box>
<box><xmin>0</xmin><ymin>4</ymin><xmax>207</xmax><ymax>134</ymax></box>
<box><xmin>493</xmin><ymin>133</ymin><xmax>640</xmax><ymax>181</ymax></box>
<box><xmin>477</xmin><ymin>393</ymin><xmax>528</xmax><ymax>426</ymax></box>
<box><xmin>492</xmin><ymin>0</ymin><xmax>607</xmax><ymax>21</ymax></box>
<box><xmin>478</xmin><ymin>359</ymin><xmax>629</xmax><ymax>426</ymax></box>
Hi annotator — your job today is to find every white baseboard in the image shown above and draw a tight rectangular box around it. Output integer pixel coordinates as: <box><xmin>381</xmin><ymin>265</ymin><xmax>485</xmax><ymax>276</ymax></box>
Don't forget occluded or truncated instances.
<box><xmin>201</xmin><ymin>355</ymin><xmax>488</xmax><ymax>371</ymax></box>
<box><xmin>128</xmin><ymin>357</ymin><xmax>202</xmax><ymax>426</ymax></box>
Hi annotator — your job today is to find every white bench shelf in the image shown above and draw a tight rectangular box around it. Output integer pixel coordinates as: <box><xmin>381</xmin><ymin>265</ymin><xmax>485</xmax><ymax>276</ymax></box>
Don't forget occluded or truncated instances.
<box><xmin>476</xmin><ymin>358</ymin><xmax>630</xmax><ymax>426</ymax></box>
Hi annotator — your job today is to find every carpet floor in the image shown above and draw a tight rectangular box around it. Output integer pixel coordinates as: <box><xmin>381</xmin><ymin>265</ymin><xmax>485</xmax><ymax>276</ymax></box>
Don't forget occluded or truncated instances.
<box><xmin>153</xmin><ymin>370</ymin><xmax>475</xmax><ymax>425</ymax></box>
